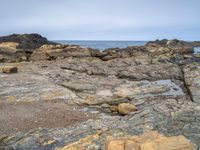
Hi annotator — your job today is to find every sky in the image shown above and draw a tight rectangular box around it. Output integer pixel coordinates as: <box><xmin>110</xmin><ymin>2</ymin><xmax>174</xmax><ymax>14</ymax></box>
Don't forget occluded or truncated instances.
<box><xmin>0</xmin><ymin>0</ymin><xmax>200</xmax><ymax>41</ymax></box>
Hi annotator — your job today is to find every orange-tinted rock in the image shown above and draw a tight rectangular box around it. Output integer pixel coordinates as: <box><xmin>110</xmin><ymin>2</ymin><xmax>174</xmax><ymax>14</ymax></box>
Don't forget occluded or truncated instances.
<box><xmin>105</xmin><ymin>139</ymin><xmax>125</xmax><ymax>150</ymax></box>
<box><xmin>105</xmin><ymin>131</ymin><xmax>195</xmax><ymax>150</ymax></box>
<box><xmin>140</xmin><ymin>135</ymin><xmax>194</xmax><ymax>150</ymax></box>
<box><xmin>118</xmin><ymin>103</ymin><xmax>137</xmax><ymax>115</ymax></box>
<box><xmin>1</xmin><ymin>66</ymin><xmax>18</xmax><ymax>73</ymax></box>
<box><xmin>30</xmin><ymin>44</ymin><xmax>93</xmax><ymax>61</ymax></box>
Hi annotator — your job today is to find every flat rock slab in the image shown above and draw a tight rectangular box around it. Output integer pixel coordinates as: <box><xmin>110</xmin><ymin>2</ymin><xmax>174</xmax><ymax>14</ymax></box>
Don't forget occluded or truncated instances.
<box><xmin>0</xmin><ymin>72</ymin><xmax>77</xmax><ymax>102</ymax></box>
<box><xmin>0</xmin><ymin>101</ymin><xmax>95</xmax><ymax>136</ymax></box>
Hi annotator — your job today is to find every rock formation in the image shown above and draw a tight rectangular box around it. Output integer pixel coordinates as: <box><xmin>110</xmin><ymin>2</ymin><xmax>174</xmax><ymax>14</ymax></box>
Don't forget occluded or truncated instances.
<box><xmin>0</xmin><ymin>34</ymin><xmax>200</xmax><ymax>149</ymax></box>
<box><xmin>0</xmin><ymin>33</ymin><xmax>56</xmax><ymax>50</ymax></box>
<box><xmin>105</xmin><ymin>131</ymin><xmax>195</xmax><ymax>150</ymax></box>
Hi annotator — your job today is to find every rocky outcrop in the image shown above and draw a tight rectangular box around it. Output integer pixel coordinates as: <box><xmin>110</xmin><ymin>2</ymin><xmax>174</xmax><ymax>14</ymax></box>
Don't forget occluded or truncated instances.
<box><xmin>146</xmin><ymin>39</ymin><xmax>200</xmax><ymax>48</ymax></box>
<box><xmin>0</xmin><ymin>34</ymin><xmax>57</xmax><ymax>62</ymax></box>
<box><xmin>92</xmin><ymin>46</ymin><xmax>147</xmax><ymax>61</ymax></box>
<box><xmin>145</xmin><ymin>39</ymin><xmax>200</xmax><ymax>57</ymax></box>
<box><xmin>0</xmin><ymin>42</ymin><xmax>27</xmax><ymax>62</ymax></box>
<box><xmin>30</xmin><ymin>44</ymin><xmax>95</xmax><ymax>61</ymax></box>
<box><xmin>0</xmin><ymin>34</ymin><xmax>56</xmax><ymax>50</ymax></box>
<box><xmin>1</xmin><ymin>34</ymin><xmax>200</xmax><ymax>62</ymax></box>
<box><xmin>1</xmin><ymin>34</ymin><xmax>200</xmax><ymax>149</ymax></box>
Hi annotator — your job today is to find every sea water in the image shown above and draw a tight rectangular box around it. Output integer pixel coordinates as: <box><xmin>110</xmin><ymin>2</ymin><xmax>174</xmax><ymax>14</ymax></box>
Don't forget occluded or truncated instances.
<box><xmin>194</xmin><ymin>47</ymin><xmax>200</xmax><ymax>54</ymax></box>
<box><xmin>55</xmin><ymin>41</ymin><xmax>147</xmax><ymax>50</ymax></box>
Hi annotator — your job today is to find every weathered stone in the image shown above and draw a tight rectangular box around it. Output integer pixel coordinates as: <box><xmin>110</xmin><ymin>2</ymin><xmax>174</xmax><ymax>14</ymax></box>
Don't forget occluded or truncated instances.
<box><xmin>0</xmin><ymin>42</ymin><xmax>27</xmax><ymax>62</ymax></box>
<box><xmin>183</xmin><ymin>64</ymin><xmax>200</xmax><ymax>103</ymax></box>
<box><xmin>118</xmin><ymin>103</ymin><xmax>137</xmax><ymax>115</ymax></box>
<box><xmin>30</xmin><ymin>44</ymin><xmax>94</xmax><ymax>61</ymax></box>
<box><xmin>105</xmin><ymin>131</ymin><xmax>195</xmax><ymax>150</ymax></box>
<box><xmin>110</xmin><ymin>106</ymin><xmax>118</xmax><ymax>112</ymax></box>
<box><xmin>56</xmin><ymin>132</ymin><xmax>101</xmax><ymax>150</ymax></box>
<box><xmin>101</xmin><ymin>103</ymin><xmax>111</xmax><ymax>108</ymax></box>
<box><xmin>140</xmin><ymin>136</ymin><xmax>194</xmax><ymax>150</ymax></box>
<box><xmin>1</xmin><ymin>66</ymin><xmax>18</xmax><ymax>73</ymax></box>
<box><xmin>106</xmin><ymin>139</ymin><xmax>125</xmax><ymax>150</ymax></box>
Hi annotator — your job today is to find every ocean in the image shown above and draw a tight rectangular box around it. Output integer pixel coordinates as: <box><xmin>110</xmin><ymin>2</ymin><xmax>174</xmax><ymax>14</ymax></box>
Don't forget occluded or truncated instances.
<box><xmin>55</xmin><ymin>41</ymin><xmax>147</xmax><ymax>50</ymax></box>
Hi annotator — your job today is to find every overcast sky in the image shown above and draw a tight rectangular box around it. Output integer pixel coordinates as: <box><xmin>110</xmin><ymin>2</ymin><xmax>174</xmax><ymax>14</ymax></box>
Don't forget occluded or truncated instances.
<box><xmin>0</xmin><ymin>0</ymin><xmax>200</xmax><ymax>40</ymax></box>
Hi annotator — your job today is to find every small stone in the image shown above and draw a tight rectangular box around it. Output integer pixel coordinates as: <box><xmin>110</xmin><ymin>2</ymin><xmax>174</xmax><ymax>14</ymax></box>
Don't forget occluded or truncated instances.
<box><xmin>118</xmin><ymin>103</ymin><xmax>137</xmax><ymax>115</ymax></box>
<box><xmin>87</xmin><ymin>70</ymin><xmax>93</xmax><ymax>75</ymax></box>
<box><xmin>2</xmin><ymin>66</ymin><xmax>18</xmax><ymax>74</ymax></box>
<box><xmin>101</xmin><ymin>103</ymin><xmax>110</xmax><ymax>108</ymax></box>
<box><xmin>110</xmin><ymin>106</ymin><xmax>118</xmax><ymax>112</ymax></box>
<box><xmin>21</xmin><ymin>56</ymin><xmax>27</xmax><ymax>61</ymax></box>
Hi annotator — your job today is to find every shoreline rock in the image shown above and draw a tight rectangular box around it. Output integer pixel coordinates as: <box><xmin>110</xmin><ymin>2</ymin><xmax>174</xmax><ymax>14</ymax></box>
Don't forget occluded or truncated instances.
<box><xmin>1</xmin><ymin>34</ymin><xmax>200</xmax><ymax>63</ymax></box>
<box><xmin>1</xmin><ymin>34</ymin><xmax>200</xmax><ymax>149</ymax></box>
<box><xmin>0</xmin><ymin>66</ymin><xmax>18</xmax><ymax>73</ymax></box>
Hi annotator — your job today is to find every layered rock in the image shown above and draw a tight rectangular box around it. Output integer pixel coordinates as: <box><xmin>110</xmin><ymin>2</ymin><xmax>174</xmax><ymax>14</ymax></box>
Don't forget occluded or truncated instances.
<box><xmin>1</xmin><ymin>34</ymin><xmax>200</xmax><ymax>149</ymax></box>
<box><xmin>0</xmin><ymin>42</ymin><xmax>27</xmax><ymax>62</ymax></box>
<box><xmin>183</xmin><ymin>64</ymin><xmax>200</xmax><ymax>104</ymax></box>
<box><xmin>0</xmin><ymin>34</ymin><xmax>57</xmax><ymax>62</ymax></box>
<box><xmin>30</xmin><ymin>44</ymin><xmax>95</xmax><ymax>61</ymax></box>
<box><xmin>145</xmin><ymin>39</ymin><xmax>200</xmax><ymax>57</ymax></box>
<box><xmin>1</xmin><ymin>34</ymin><xmax>200</xmax><ymax>62</ymax></box>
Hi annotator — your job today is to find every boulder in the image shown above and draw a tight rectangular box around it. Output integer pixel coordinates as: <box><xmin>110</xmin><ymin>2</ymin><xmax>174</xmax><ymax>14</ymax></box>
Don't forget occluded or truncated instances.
<box><xmin>105</xmin><ymin>131</ymin><xmax>195</xmax><ymax>150</ymax></box>
<box><xmin>1</xmin><ymin>66</ymin><xmax>18</xmax><ymax>73</ymax></box>
<box><xmin>117</xmin><ymin>103</ymin><xmax>137</xmax><ymax>115</ymax></box>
